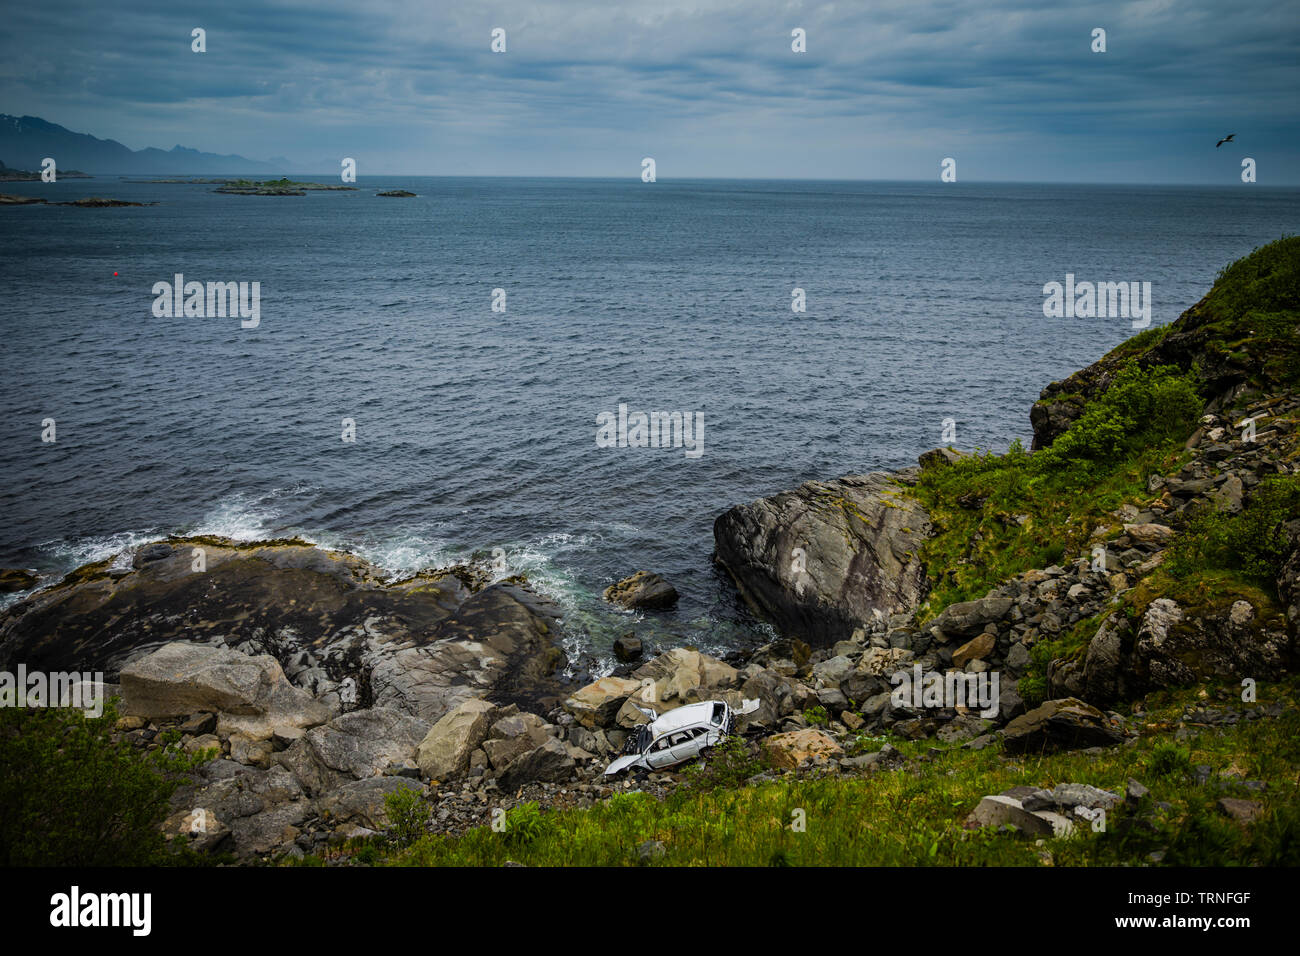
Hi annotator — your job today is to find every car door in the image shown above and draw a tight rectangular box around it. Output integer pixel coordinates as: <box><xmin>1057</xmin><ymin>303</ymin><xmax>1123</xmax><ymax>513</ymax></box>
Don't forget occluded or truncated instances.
<box><xmin>669</xmin><ymin>728</ymin><xmax>704</xmax><ymax>765</ymax></box>
<box><xmin>645</xmin><ymin>733</ymin><xmax>677</xmax><ymax>769</ymax></box>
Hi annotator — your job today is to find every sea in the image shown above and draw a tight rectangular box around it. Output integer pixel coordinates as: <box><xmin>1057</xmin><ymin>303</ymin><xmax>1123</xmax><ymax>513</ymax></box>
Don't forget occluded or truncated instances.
<box><xmin>2</xmin><ymin>176</ymin><xmax>1297</xmax><ymax>669</ymax></box>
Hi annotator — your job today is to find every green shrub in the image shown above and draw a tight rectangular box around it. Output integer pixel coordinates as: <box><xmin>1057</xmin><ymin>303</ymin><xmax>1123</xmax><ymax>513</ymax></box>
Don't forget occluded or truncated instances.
<box><xmin>1017</xmin><ymin>671</ymin><xmax>1048</xmax><ymax>710</ymax></box>
<box><xmin>1167</xmin><ymin>474</ymin><xmax>1300</xmax><ymax>589</ymax></box>
<box><xmin>803</xmin><ymin>705</ymin><xmax>829</xmax><ymax>726</ymax></box>
<box><xmin>0</xmin><ymin>699</ymin><xmax>206</xmax><ymax>866</ymax></box>
<box><xmin>685</xmin><ymin>733</ymin><xmax>765</xmax><ymax>791</ymax></box>
<box><xmin>383</xmin><ymin>786</ymin><xmax>429</xmax><ymax>849</ymax></box>
<box><xmin>1033</xmin><ymin>362</ymin><xmax>1202</xmax><ymax>477</ymax></box>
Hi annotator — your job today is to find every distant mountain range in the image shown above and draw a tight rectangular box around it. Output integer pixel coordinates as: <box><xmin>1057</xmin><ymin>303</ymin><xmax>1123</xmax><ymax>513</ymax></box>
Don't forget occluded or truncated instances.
<box><xmin>0</xmin><ymin>114</ymin><xmax>289</xmax><ymax>175</ymax></box>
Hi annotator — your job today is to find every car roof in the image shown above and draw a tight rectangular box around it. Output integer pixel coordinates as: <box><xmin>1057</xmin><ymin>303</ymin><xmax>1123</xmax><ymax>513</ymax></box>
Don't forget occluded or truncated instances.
<box><xmin>648</xmin><ymin>701</ymin><xmax>723</xmax><ymax>736</ymax></box>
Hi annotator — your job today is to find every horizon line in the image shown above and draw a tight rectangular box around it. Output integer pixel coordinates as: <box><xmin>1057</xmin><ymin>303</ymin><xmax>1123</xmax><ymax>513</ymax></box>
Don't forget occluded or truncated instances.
<box><xmin>20</xmin><ymin>173</ymin><xmax>1299</xmax><ymax>188</ymax></box>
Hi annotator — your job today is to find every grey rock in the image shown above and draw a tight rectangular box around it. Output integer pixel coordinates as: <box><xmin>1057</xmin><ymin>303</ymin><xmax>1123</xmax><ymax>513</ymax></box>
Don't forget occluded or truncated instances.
<box><xmin>713</xmin><ymin>472</ymin><xmax>933</xmax><ymax>645</ymax></box>
<box><xmin>276</xmin><ymin>707</ymin><xmax>430</xmax><ymax>796</ymax></box>
<box><xmin>1126</xmin><ymin>778</ymin><xmax>1149</xmax><ymax>804</ymax></box>
<box><xmin>613</xmin><ymin>634</ymin><xmax>643</xmax><ymax>662</ymax></box>
<box><xmin>318</xmin><ymin>777</ymin><xmax>424</xmax><ymax>830</ymax></box>
<box><xmin>604</xmin><ymin>572</ymin><xmax>678</xmax><ymax>610</ymax></box>
<box><xmin>1021</xmin><ymin>783</ymin><xmax>1120</xmax><ymax>812</ymax></box>
<box><xmin>966</xmin><ymin>795</ymin><xmax>1056</xmax><ymax>837</ymax></box>
<box><xmin>119</xmin><ymin>642</ymin><xmax>333</xmax><ymax>740</ymax></box>
<box><xmin>497</xmin><ymin>737</ymin><xmax>576</xmax><ymax>791</ymax></box>
<box><xmin>416</xmin><ymin>698</ymin><xmax>498</xmax><ymax>780</ymax></box>
<box><xmin>1002</xmin><ymin>698</ymin><xmax>1124</xmax><ymax>755</ymax></box>
<box><xmin>933</xmin><ymin>596</ymin><xmax>1014</xmax><ymax>639</ymax></box>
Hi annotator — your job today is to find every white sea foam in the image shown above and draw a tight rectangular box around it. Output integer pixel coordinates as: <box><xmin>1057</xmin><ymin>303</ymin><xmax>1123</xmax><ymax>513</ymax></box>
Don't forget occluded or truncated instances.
<box><xmin>191</xmin><ymin>486</ymin><xmax>314</xmax><ymax>542</ymax></box>
<box><xmin>38</xmin><ymin>529</ymin><xmax>161</xmax><ymax>572</ymax></box>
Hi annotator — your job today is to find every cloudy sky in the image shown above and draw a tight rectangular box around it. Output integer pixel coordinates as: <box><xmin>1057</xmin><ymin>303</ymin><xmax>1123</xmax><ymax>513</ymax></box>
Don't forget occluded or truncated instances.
<box><xmin>3</xmin><ymin>0</ymin><xmax>1298</xmax><ymax>182</ymax></box>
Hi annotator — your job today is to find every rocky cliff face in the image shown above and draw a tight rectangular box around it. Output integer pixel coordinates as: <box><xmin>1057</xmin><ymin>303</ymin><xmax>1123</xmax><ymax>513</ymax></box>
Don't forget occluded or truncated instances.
<box><xmin>713</xmin><ymin>472</ymin><xmax>933</xmax><ymax>646</ymax></box>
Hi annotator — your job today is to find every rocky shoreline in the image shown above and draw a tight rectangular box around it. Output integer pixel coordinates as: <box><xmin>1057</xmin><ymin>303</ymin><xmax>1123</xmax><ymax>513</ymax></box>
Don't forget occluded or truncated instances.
<box><xmin>1</xmin><ymin>240</ymin><xmax>1297</xmax><ymax>863</ymax></box>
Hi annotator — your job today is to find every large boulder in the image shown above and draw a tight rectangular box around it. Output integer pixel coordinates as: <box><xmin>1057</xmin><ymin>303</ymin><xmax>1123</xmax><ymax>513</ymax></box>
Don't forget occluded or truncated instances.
<box><xmin>415</xmin><ymin>698</ymin><xmax>497</xmax><ymax>780</ymax></box>
<box><xmin>931</xmin><ymin>596</ymin><xmax>1013</xmax><ymax>639</ymax></box>
<box><xmin>713</xmin><ymin>472</ymin><xmax>932</xmax><ymax>646</ymax></box>
<box><xmin>497</xmin><ymin>737</ymin><xmax>576</xmax><ymax>791</ymax></box>
<box><xmin>1132</xmin><ymin>597</ymin><xmax>1293</xmax><ymax>691</ymax></box>
<box><xmin>0</xmin><ymin>538</ymin><xmax>565</xmax><ymax>725</ymax></box>
<box><xmin>1082</xmin><ymin>613</ymin><xmax>1132</xmax><ymax>705</ymax></box>
<box><xmin>1002</xmin><ymin>698</ymin><xmax>1124</xmax><ymax>755</ymax></box>
<box><xmin>167</xmin><ymin>761</ymin><xmax>310</xmax><ymax>859</ymax></box>
<box><xmin>275</xmin><ymin>707</ymin><xmax>430</xmax><ymax>796</ymax></box>
<box><xmin>228</xmin><ymin>802</ymin><xmax>313</xmax><ymax>858</ymax></box>
<box><xmin>965</xmin><ymin>795</ymin><xmax>1073</xmax><ymax>838</ymax></box>
<box><xmin>564</xmin><ymin>676</ymin><xmax>642</xmax><ymax>728</ymax></box>
<box><xmin>761</xmin><ymin>728</ymin><xmax>844</xmax><ymax>770</ymax></box>
<box><xmin>119</xmin><ymin>642</ymin><xmax>333</xmax><ymax>740</ymax></box>
<box><xmin>632</xmin><ymin>648</ymin><xmax>738</xmax><ymax>704</ymax></box>
<box><xmin>481</xmin><ymin>712</ymin><xmax>552</xmax><ymax>770</ymax></box>
<box><xmin>737</xmin><ymin>669</ymin><xmax>800</xmax><ymax>730</ymax></box>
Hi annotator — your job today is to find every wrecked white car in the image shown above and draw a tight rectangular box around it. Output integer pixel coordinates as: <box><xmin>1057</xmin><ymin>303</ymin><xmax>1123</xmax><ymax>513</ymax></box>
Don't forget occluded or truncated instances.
<box><xmin>603</xmin><ymin>699</ymin><xmax>759</xmax><ymax>776</ymax></box>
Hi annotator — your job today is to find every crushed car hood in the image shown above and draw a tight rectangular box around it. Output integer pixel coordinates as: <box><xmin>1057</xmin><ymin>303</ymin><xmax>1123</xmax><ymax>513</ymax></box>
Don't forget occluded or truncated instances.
<box><xmin>603</xmin><ymin>753</ymin><xmax>641</xmax><ymax>776</ymax></box>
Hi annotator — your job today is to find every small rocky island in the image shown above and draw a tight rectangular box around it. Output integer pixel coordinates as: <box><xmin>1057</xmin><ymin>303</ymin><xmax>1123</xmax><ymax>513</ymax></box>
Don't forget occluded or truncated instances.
<box><xmin>377</xmin><ymin>189</ymin><xmax>416</xmax><ymax>197</ymax></box>
<box><xmin>213</xmin><ymin>178</ymin><xmax>359</xmax><ymax>196</ymax></box>
<box><xmin>0</xmin><ymin>193</ymin><xmax>151</xmax><ymax>207</ymax></box>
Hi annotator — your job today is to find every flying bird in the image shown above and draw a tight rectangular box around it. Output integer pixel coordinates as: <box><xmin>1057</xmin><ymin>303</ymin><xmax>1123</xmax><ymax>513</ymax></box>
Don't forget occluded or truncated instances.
<box><xmin>1216</xmin><ymin>133</ymin><xmax>1235</xmax><ymax>148</ymax></box>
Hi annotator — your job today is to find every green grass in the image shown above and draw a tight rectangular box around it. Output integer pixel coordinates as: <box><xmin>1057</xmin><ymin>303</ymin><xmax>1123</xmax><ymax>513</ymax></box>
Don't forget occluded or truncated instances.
<box><xmin>369</xmin><ymin>678</ymin><xmax>1300</xmax><ymax>867</ymax></box>
<box><xmin>1187</xmin><ymin>235</ymin><xmax>1300</xmax><ymax>389</ymax></box>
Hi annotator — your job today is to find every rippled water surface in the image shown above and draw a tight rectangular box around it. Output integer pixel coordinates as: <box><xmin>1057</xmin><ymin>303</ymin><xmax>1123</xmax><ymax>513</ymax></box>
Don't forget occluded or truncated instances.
<box><xmin>2</xmin><ymin>177</ymin><xmax>1298</xmax><ymax>658</ymax></box>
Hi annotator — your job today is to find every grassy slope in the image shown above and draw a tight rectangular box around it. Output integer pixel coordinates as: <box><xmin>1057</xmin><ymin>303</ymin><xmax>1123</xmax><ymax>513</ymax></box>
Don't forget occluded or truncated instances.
<box><xmin>360</xmin><ymin>678</ymin><xmax>1300</xmax><ymax>867</ymax></box>
<box><xmin>911</xmin><ymin>237</ymin><xmax>1300</xmax><ymax>699</ymax></box>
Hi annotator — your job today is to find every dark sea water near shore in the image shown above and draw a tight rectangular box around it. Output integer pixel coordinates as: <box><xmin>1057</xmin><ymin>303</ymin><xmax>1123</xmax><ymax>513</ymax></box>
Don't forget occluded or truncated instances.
<box><xmin>2</xmin><ymin>176</ymin><xmax>1298</xmax><ymax>670</ymax></box>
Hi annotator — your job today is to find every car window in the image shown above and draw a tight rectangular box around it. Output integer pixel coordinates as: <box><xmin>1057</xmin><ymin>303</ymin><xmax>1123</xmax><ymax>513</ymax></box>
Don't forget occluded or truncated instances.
<box><xmin>652</xmin><ymin>736</ymin><xmax>672</xmax><ymax>752</ymax></box>
<box><xmin>670</xmin><ymin>732</ymin><xmax>690</xmax><ymax>746</ymax></box>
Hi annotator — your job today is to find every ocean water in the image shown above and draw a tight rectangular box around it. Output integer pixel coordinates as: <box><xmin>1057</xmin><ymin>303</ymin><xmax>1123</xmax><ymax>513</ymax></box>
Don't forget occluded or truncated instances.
<box><xmin>2</xmin><ymin>176</ymin><xmax>1298</xmax><ymax>664</ymax></box>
